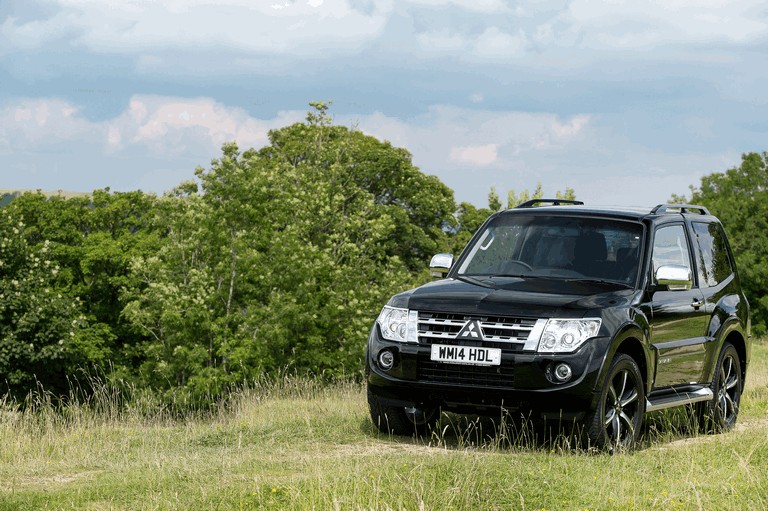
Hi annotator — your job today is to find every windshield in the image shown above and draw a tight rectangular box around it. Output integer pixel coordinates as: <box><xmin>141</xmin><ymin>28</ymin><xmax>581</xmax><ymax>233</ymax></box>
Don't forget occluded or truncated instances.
<box><xmin>457</xmin><ymin>214</ymin><xmax>644</xmax><ymax>286</ymax></box>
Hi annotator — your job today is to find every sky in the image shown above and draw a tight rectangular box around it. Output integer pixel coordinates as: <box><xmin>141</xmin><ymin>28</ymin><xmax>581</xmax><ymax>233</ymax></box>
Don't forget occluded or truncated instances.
<box><xmin>1</xmin><ymin>0</ymin><xmax>767</xmax><ymax>208</ymax></box>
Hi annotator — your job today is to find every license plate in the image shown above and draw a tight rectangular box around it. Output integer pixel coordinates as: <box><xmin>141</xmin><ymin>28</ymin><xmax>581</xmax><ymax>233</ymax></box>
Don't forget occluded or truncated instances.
<box><xmin>430</xmin><ymin>344</ymin><xmax>501</xmax><ymax>366</ymax></box>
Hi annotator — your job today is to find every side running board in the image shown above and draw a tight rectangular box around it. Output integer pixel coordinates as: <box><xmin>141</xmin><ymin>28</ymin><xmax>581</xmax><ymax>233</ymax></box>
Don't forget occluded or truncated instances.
<box><xmin>646</xmin><ymin>388</ymin><xmax>713</xmax><ymax>413</ymax></box>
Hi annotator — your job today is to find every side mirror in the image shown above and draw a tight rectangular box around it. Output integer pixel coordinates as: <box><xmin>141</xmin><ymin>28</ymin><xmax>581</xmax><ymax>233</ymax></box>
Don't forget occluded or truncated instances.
<box><xmin>429</xmin><ymin>253</ymin><xmax>454</xmax><ymax>278</ymax></box>
<box><xmin>655</xmin><ymin>264</ymin><xmax>692</xmax><ymax>291</ymax></box>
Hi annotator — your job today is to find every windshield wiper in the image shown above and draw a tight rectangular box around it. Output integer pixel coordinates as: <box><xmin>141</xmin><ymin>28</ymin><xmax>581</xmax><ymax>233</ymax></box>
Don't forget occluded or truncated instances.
<box><xmin>455</xmin><ymin>274</ymin><xmax>497</xmax><ymax>289</ymax></box>
<box><xmin>488</xmin><ymin>273</ymin><xmax>533</xmax><ymax>279</ymax></box>
<box><xmin>563</xmin><ymin>278</ymin><xmax>633</xmax><ymax>289</ymax></box>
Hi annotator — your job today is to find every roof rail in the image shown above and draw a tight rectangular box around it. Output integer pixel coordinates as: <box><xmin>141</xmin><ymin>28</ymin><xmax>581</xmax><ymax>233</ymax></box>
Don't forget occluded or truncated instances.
<box><xmin>651</xmin><ymin>204</ymin><xmax>711</xmax><ymax>216</ymax></box>
<box><xmin>516</xmin><ymin>199</ymin><xmax>584</xmax><ymax>209</ymax></box>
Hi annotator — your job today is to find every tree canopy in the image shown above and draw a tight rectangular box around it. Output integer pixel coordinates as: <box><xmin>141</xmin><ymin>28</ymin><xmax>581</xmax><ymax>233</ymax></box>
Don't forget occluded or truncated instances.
<box><xmin>0</xmin><ymin>104</ymin><xmax>457</xmax><ymax>403</ymax></box>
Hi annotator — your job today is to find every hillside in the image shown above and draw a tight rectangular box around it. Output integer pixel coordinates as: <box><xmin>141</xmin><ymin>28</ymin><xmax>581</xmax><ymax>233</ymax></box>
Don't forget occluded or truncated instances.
<box><xmin>0</xmin><ymin>188</ymin><xmax>90</xmax><ymax>206</ymax></box>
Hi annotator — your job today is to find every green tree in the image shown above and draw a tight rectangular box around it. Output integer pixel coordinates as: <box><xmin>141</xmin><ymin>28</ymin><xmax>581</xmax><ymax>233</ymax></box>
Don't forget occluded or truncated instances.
<box><xmin>488</xmin><ymin>187</ymin><xmax>503</xmax><ymax>212</ymax></box>
<box><xmin>450</xmin><ymin>202</ymin><xmax>493</xmax><ymax>254</ymax></box>
<box><xmin>0</xmin><ymin>208</ymin><xmax>94</xmax><ymax>396</ymax></box>
<box><xmin>121</xmin><ymin>192</ymin><xmax>221</xmax><ymax>402</ymax></box>
<box><xmin>506</xmin><ymin>182</ymin><xmax>575</xmax><ymax>208</ymax></box>
<box><xmin>3</xmin><ymin>190</ymin><xmax>163</xmax><ymax>394</ymax></box>
<box><xmin>121</xmin><ymin>103</ymin><xmax>454</xmax><ymax>402</ymax></box>
<box><xmin>679</xmin><ymin>152</ymin><xmax>768</xmax><ymax>335</ymax></box>
<box><xmin>261</xmin><ymin>104</ymin><xmax>456</xmax><ymax>271</ymax></box>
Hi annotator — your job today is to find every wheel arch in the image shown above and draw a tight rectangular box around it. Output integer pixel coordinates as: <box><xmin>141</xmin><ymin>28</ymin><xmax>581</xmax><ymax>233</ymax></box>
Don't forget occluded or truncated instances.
<box><xmin>721</xmin><ymin>329</ymin><xmax>748</xmax><ymax>387</ymax></box>
<box><xmin>614</xmin><ymin>336</ymin><xmax>649</xmax><ymax>392</ymax></box>
<box><xmin>592</xmin><ymin>325</ymin><xmax>651</xmax><ymax>400</ymax></box>
<box><xmin>702</xmin><ymin>312</ymin><xmax>750</xmax><ymax>387</ymax></box>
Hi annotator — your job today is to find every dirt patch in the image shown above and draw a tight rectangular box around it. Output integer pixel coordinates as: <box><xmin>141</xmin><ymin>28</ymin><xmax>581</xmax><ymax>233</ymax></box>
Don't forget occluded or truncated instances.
<box><xmin>734</xmin><ymin>416</ymin><xmax>768</xmax><ymax>432</ymax></box>
<box><xmin>330</xmin><ymin>441</ymin><xmax>453</xmax><ymax>458</ymax></box>
<box><xmin>0</xmin><ymin>471</ymin><xmax>99</xmax><ymax>492</ymax></box>
<box><xmin>655</xmin><ymin>417</ymin><xmax>768</xmax><ymax>450</ymax></box>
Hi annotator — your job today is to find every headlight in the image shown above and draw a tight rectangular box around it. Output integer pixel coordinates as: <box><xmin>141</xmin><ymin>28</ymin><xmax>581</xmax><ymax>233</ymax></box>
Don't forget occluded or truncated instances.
<box><xmin>376</xmin><ymin>306</ymin><xmax>418</xmax><ymax>343</ymax></box>
<box><xmin>536</xmin><ymin>318</ymin><xmax>601</xmax><ymax>353</ymax></box>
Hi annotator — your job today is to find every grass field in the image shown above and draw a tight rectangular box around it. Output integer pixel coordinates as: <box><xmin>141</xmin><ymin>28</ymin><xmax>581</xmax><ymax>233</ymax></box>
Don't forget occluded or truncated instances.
<box><xmin>1</xmin><ymin>342</ymin><xmax>767</xmax><ymax>511</ymax></box>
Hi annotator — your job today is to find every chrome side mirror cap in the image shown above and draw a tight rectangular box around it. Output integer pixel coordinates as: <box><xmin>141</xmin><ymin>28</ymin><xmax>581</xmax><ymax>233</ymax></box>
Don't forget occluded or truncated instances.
<box><xmin>655</xmin><ymin>264</ymin><xmax>692</xmax><ymax>291</ymax></box>
<box><xmin>429</xmin><ymin>253</ymin><xmax>454</xmax><ymax>278</ymax></box>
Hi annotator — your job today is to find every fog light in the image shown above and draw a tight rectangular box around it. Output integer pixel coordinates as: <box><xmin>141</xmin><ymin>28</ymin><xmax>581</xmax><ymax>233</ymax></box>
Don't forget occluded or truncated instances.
<box><xmin>554</xmin><ymin>363</ymin><xmax>573</xmax><ymax>382</ymax></box>
<box><xmin>378</xmin><ymin>350</ymin><xmax>395</xmax><ymax>371</ymax></box>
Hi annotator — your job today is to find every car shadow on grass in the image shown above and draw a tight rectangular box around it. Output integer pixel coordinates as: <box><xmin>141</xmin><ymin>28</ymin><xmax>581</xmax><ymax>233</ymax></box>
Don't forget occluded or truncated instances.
<box><xmin>361</xmin><ymin>407</ymin><xmax>709</xmax><ymax>454</ymax></box>
<box><xmin>361</xmin><ymin>410</ymin><xmax>587</xmax><ymax>453</ymax></box>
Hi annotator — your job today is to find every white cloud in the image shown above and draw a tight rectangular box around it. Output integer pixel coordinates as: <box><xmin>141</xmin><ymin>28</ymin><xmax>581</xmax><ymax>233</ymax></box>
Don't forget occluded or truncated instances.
<box><xmin>473</xmin><ymin>27</ymin><xmax>529</xmax><ymax>59</ymax></box>
<box><xmin>414</xmin><ymin>26</ymin><xmax>530</xmax><ymax>60</ymax></box>
<box><xmin>552</xmin><ymin>115</ymin><xmax>590</xmax><ymax>138</ymax></box>
<box><xmin>469</xmin><ymin>93</ymin><xmax>484</xmax><ymax>103</ymax></box>
<box><xmin>410</xmin><ymin>0</ymin><xmax>768</xmax><ymax>62</ymax></box>
<box><xmin>0</xmin><ymin>95</ymin><xmax>310</xmax><ymax>193</ymax></box>
<box><xmin>3</xmin><ymin>0</ymin><xmax>766</xmax><ymax>67</ymax></box>
<box><xmin>450</xmin><ymin>144</ymin><xmax>498</xmax><ymax>166</ymax></box>
<box><xmin>351</xmin><ymin>106</ymin><xmax>592</xmax><ymax>168</ymax></box>
<box><xmin>1</xmin><ymin>99</ymin><xmax>93</xmax><ymax>145</ymax></box>
<box><xmin>120</xmin><ymin>97</ymin><xmax>272</xmax><ymax>155</ymax></box>
<box><xmin>415</xmin><ymin>31</ymin><xmax>468</xmax><ymax>53</ymax></box>
<box><xmin>565</xmin><ymin>0</ymin><xmax>768</xmax><ymax>47</ymax></box>
<box><xmin>0</xmin><ymin>96</ymin><xmax>303</xmax><ymax>158</ymax></box>
<box><xmin>0</xmin><ymin>98</ymin><xmax>594</xmax><ymax>197</ymax></box>
<box><xmin>1</xmin><ymin>0</ymin><xmax>391</xmax><ymax>56</ymax></box>
<box><xmin>343</xmin><ymin>106</ymin><xmax>741</xmax><ymax>208</ymax></box>
<box><xmin>405</xmin><ymin>0</ymin><xmax>512</xmax><ymax>13</ymax></box>
<box><xmin>0</xmin><ymin>94</ymin><xmax>750</xmax><ymax>210</ymax></box>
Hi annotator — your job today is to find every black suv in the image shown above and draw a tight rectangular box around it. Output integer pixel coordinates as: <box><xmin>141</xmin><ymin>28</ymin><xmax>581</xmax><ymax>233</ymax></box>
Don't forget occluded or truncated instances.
<box><xmin>366</xmin><ymin>200</ymin><xmax>751</xmax><ymax>449</ymax></box>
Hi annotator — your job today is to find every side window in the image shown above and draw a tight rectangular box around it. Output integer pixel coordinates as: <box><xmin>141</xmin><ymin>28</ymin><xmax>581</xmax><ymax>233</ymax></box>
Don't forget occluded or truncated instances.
<box><xmin>652</xmin><ymin>224</ymin><xmax>692</xmax><ymax>279</ymax></box>
<box><xmin>692</xmin><ymin>222</ymin><xmax>734</xmax><ymax>287</ymax></box>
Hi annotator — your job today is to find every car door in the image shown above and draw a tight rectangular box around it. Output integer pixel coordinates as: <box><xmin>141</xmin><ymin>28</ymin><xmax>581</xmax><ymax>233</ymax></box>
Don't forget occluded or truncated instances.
<box><xmin>647</xmin><ymin>223</ymin><xmax>708</xmax><ymax>388</ymax></box>
<box><xmin>690</xmin><ymin>221</ymin><xmax>739</xmax><ymax>369</ymax></box>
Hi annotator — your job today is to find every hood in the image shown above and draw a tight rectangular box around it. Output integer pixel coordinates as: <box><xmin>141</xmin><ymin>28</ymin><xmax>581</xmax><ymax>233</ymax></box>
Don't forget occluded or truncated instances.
<box><xmin>391</xmin><ymin>277</ymin><xmax>638</xmax><ymax>318</ymax></box>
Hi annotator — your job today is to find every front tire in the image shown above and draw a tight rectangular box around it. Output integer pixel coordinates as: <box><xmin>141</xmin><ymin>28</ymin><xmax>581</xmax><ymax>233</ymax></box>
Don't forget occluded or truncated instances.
<box><xmin>367</xmin><ymin>387</ymin><xmax>438</xmax><ymax>436</ymax></box>
<box><xmin>700</xmin><ymin>342</ymin><xmax>742</xmax><ymax>433</ymax></box>
<box><xmin>586</xmin><ymin>354</ymin><xmax>645</xmax><ymax>451</ymax></box>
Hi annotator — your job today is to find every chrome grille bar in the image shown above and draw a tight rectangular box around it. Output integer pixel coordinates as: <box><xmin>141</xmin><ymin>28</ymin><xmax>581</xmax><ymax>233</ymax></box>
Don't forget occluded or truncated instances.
<box><xmin>417</xmin><ymin>311</ymin><xmax>540</xmax><ymax>345</ymax></box>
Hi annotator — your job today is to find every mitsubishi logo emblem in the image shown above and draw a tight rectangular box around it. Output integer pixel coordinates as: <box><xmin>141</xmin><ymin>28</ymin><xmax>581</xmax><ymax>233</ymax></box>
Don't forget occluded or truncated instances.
<box><xmin>458</xmin><ymin>320</ymin><xmax>484</xmax><ymax>340</ymax></box>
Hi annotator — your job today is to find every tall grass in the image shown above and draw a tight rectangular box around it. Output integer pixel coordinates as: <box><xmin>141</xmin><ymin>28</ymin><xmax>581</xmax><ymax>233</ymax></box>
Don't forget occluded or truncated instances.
<box><xmin>1</xmin><ymin>342</ymin><xmax>767</xmax><ymax>510</ymax></box>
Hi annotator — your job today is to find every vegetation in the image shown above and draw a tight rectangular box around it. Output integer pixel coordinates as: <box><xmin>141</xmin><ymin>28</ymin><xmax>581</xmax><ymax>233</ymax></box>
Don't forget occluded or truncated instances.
<box><xmin>0</xmin><ymin>341</ymin><xmax>766</xmax><ymax>510</ymax></box>
<box><xmin>1</xmin><ymin>190</ymin><xmax>164</xmax><ymax>398</ymax></box>
<box><xmin>1</xmin><ymin>102</ymin><xmax>766</xmax><ymax>406</ymax></box>
<box><xmin>673</xmin><ymin>152</ymin><xmax>768</xmax><ymax>335</ymax></box>
<box><xmin>0</xmin><ymin>103</ymin><xmax>521</xmax><ymax>403</ymax></box>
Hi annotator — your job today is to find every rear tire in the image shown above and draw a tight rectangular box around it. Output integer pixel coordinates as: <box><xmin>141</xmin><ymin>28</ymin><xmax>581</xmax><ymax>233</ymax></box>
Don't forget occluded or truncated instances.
<box><xmin>699</xmin><ymin>342</ymin><xmax>742</xmax><ymax>433</ymax></box>
<box><xmin>586</xmin><ymin>354</ymin><xmax>645</xmax><ymax>452</ymax></box>
<box><xmin>367</xmin><ymin>387</ymin><xmax>438</xmax><ymax>436</ymax></box>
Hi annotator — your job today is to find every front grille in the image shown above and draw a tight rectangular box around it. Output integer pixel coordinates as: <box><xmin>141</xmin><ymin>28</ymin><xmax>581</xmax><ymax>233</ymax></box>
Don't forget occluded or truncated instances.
<box><xmin>417</xmin><ymin>356</ymin><xmax>514</xmax><ymax>387</ymax></box>
<box><xmin>417</xmin><ymin>311</ymin><xmax>537</xmax><ymax>350</ymax></box>
<box><xmin>415</xmin><ymin>311</ymin><xmax>540</xmax><ymax>387</ymax></box>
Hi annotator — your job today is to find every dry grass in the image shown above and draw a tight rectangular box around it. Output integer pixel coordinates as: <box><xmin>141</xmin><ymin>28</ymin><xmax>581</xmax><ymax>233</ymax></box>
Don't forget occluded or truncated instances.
<box><xmin>1</xmin><ymin>342</ymin><xmax>767</xmax><ymax>510</ymax></box>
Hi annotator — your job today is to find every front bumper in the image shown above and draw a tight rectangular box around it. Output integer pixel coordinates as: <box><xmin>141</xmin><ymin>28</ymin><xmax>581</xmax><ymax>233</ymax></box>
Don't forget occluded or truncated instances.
<box><xmin>366</xmin><ymin>326</ymin><xmax>608</xmax><ymax>418</ymax></box>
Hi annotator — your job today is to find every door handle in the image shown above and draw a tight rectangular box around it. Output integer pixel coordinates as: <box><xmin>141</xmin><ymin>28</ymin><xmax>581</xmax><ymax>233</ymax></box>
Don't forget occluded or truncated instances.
<box><xmin>691</xmin><ymin>299</ymin><xmax>705</xmax><ymax>310</ymax></box>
